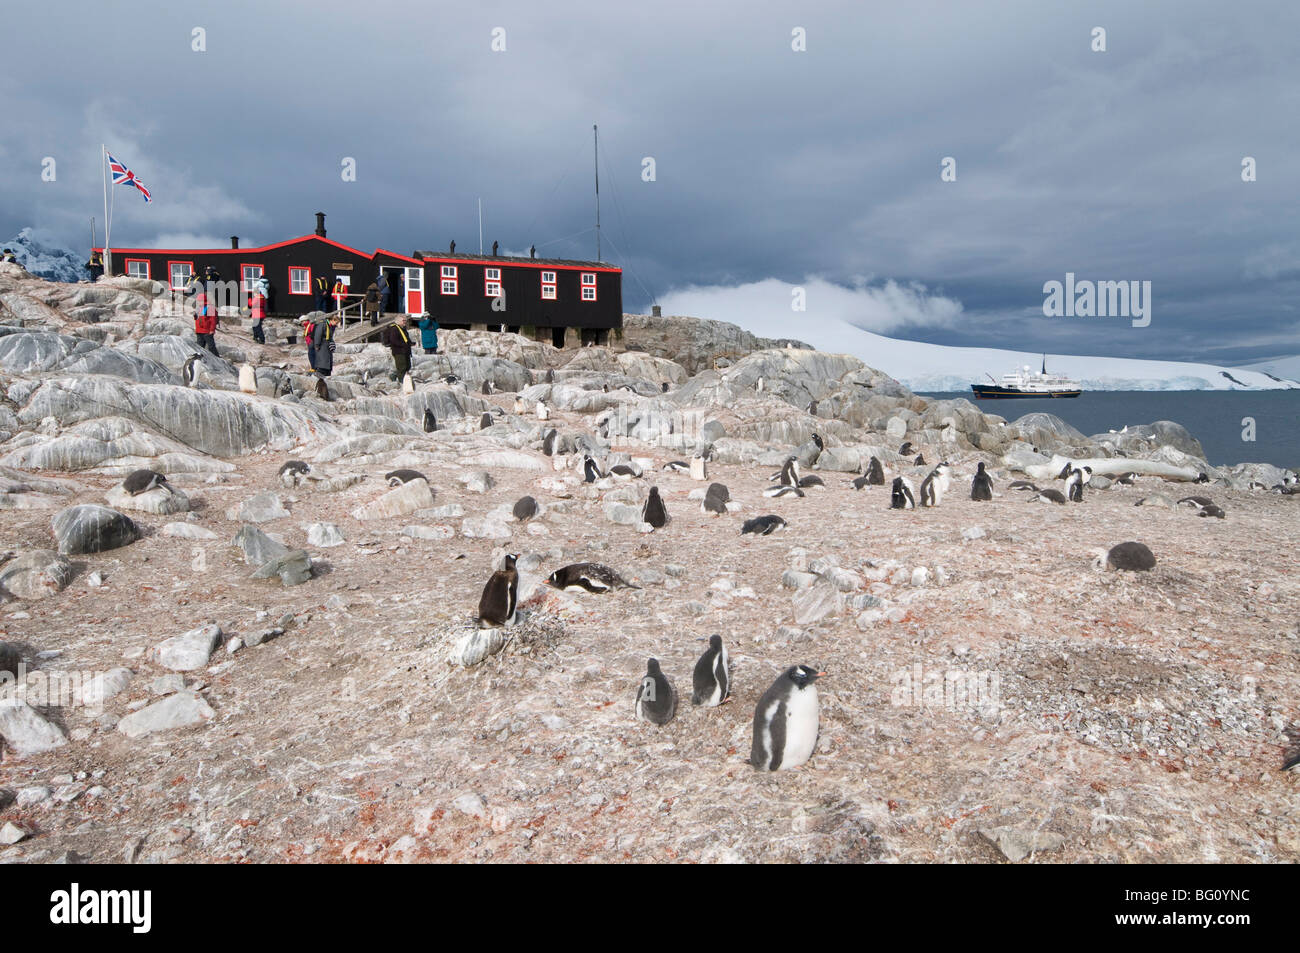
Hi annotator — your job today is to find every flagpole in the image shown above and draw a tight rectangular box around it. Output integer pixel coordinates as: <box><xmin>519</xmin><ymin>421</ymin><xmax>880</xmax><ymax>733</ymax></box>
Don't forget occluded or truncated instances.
<box><xmin>101</xmin><ymin>145</ymin><xmax>111</xmax><ymax>276</ymax></box>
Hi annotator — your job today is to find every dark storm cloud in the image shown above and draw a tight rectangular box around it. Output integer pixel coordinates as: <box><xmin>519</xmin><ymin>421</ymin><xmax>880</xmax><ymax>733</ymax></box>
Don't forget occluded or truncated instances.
<box><xmin>2</xmin><ymin>0</ymin><xmax>1297</xmax><ymax>363</ymax></box>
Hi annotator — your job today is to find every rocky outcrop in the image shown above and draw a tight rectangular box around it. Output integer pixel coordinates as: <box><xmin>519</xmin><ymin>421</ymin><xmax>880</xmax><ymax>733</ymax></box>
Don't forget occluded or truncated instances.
<box><xmin>51</xmin><ymin>504</ymin><xmax>138</xmax><ymax>555</ymax></box>
<box><xmin>621</xmin><ymin>313</ymin><xmax>811</xmax><ymax>374</ymax></box>
<box><xmin>0</xmin><ymin>549</ymin><xmax>73</xmax><ymax>600</ymax></box>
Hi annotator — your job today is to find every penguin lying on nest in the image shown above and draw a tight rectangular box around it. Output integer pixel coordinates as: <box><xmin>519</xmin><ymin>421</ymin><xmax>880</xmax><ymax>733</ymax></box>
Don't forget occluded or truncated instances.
<box><xmin>545</xmin><ymin>563</ymin><xmax>640</xmax><ymax>593</ymax></box>
<box><xmin>121</xmin><ymin>469</ymin><xmax>169</xmax><ymax>496</ymax></box>
<box><xmin>1093</xmin><ymin>541</ymin><xmax>1156</xmax><ymax>572</ymax></box>
<box><xmin>385</xmin><ymin>469</ymin><xmax>427</xmax><ymax>486</ymax></box>
<box><xmin>1031</xmin><ymin>488</ymin><xmax>1068</xmax><ymax>504</ymax></box>
<box><xmin>701</xmin><ymin>482</ymin><xmax>730</xmax><ymax>515</ymax></box>
<box><xmin>741</xmin><ymin>515</ymin><xmax>787</xmax><ymax>536</ymax></box>
<box><xmin>277</xmin><ymin>460</ymin><xmax>311</xmax><ymax>488</ymax></box>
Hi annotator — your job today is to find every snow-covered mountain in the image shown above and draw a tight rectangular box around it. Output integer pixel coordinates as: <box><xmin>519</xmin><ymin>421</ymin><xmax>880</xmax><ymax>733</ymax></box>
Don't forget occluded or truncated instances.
<box><xmin>2</xmin><ymin>228</ymin><xmax>86</xmax><ymax>283</ymax></box>
<box><xmin>668</xmin><ymin>306</ymin><xmax>1299</xmax><ymax>392</ymax></box>
<box><xmin>1241</xmin><ymin>354</ymin><xmax>1300</xmax><ymax>386</ymax></box>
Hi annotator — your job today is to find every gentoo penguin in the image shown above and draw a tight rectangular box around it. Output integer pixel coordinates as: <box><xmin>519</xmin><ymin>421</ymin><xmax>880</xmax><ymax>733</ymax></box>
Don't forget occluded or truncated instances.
<box><xmin>918</xmin><ymin>463</ymin><xmax>952</xmax><ymax>507</ymax></box>
<box><xmin>865</xmin><ymin>456</ymin><xmax>885</xmax><ymax>485</ymax></box>
<box><xmin>609</xmin><ymin>463</ymin><xmax>642</xmax><ymax>479</ymax></box>
<box><xmin>741</xmin><ymin>514</ymin><xmax>787</xmax><ymax>535</ymax></box>
<box><xmin>1197</xmin><ymin>503</ymin><xmax>1227</xmax><ymax>519</ymax></box>
<box><xmin>691</xmin><ymin>635</ymin><xmax>730</xmax><ymax>707</ymax></box>
<box><xmin>1032</xmin><ymin>488</ymin><xmax>1067</xmax><ymax>504</ymax></box>
<box><xmin>850</xmin><ymin>470</ymin><xmax>872</xmax><ymax>491</ymax></box>
<box><xmin>1097</xmin><ymin>541</ymin><xmax>1156</xmax><ymax>572</ymax></box>
<box><xmin>481</xmin><ymin>379</ymin><xmax>494</xmax><ymax>395</ymax></box>
<box><xmin>477</xmin><ymin>554</ymin><xmax>519</xmax><ymax>628</ymax></box>
<box><xmin>181</xmin><ymin>354</ymin><xmax>199</xmax><ymax>387</ymax></box>
<box><xmin>661</xmin><ymin>381</ymin><xmax>670</xmax><ymax>393</ymax></box>
<box><xmin>807</xmin><ymin>400</ymin><xmax>819</xmax><ymax>416</ymax></box>
<box><xmin>386</xmin><ymin>468</ymin><xmax>426</xmax><ymax>486</ymax></box>
<box><xmin>771</xmin><ymin>455</ymin><xmax>801</xmax><ymax>486</ymax></box>
<box><xmin>970</xmin><ymin>462</ymin><xmax>994</xmax><ymax>501</ymax></box>
<box><xmin>899</xmin><ymin>442</ymin><xmax>914</xmax><ymax>457</ymax></box>
<box><xmin>635</xmin><ymin>658</ymin><xmax>677</xmax><ymax>726</ymax></box>
<box><xmin>1065</xmin><ymin>467</ymin><xmax>1086</xmax><ymax>503</ymax></box>
<box><xmin>423</xmin><ymin>409</ymin><xmax>437</xmax><ymax>433</ymax></box>
<box><xmin>122</xmin><ymin>469</ymin><xmax>168</xmax><ymax>496</ymax></box>
<box><xmin>890</xmin><ymin>476</ymin><xmax>916</xmax><ymax>509</ymax></box>
<box><xmin>751</xmin><ymin>665</ymin><xmax>825</xmax><ymax>771</ymax></box>
<box><xmin>702</xmin><ymin>482</ymin><xmax>730</xmax><ymax>515</ymax></box>
<box><xmin>803</xmin><ymin>433</ymin><xmax>825</xmax><ymax>467</ymax></box>
<box><xmin>763</xmin><ymin>484</ymin><xmax>805</xmax><ymax>499</ymax></box>
<box><xmin>544</xmin><ymin>368</ymin><xmax>555</xmax><ymax>384</ymax></box>
<box><xmin>441</xmin><ymin>374</ymin><xmax>460</xmax><ymax>385</ymax></box>
<box><xmin>536</xmin><ymin>400</ymin><xmax>549</xmax><ymax>421</ymax></box>
<box><xmin>1056</xmin><ymin>462</ymin><xmax>1076</xmax><ymax>480</ymax></box>
<box><xmin>662</xmin><ymin>460</ymin><xmax>690</xmax><ymax>474</ymax></box>
<box><xmin>541</xmin><ymin>428</ymin><xmax>558</xmax><ymax>456</ymax></box>
<box><xmin>582</xmin><ymin>455</ymin><xmax>604</xmax><ymax>483</ymax></box>
<box><xmin>479</xmin><ymin>412</ymin><xmax>493</xmax><ymax>430</ymax></box>
<box><xmin>642</xmin><ymin>485</ymin><xmax>669</xmax><ymax>528</ymax></box>
<box><xmin>545</xmin><ymin>562</ymin><xmax>640</xmax><ymax>593</ymax></box>
<box><xmin>314</xmin><ymin>377</ymin><xmax>330</xmax><ymax>401</ymax></box>
<box><xmin>1178</xmin><ymin>495</ymin><xmax>1214</xmax><ymax>509</ymax></box>
<box><xmin>797</xmin><ymin>474</ymin><xmax>825</xmax><ymax>489</ymax></box>
<box><xmin>914</xmin><ymin>454</ymin><xmax>927</xmax><ymax>466</ymax></box>
<box><xmin>1114</xmin><ymin>472</ymin><xmax>1137</xmax><ymax>485</ymax></box>
<box><xmin>1009</xmin><ymin>480</ymin><xmax>1039</xmax><ymax>491</ymax></box>
<box><xmin>512</xmin><ymin>495</ymin><xmax>539</xmax><ymax>521</ymax></box>
<box><xmin>278</xmin><ymin>460</ymin><xmax>311</xmax><ymax>487</ymax></box>
<box><xmin>1194</xmin><ymin>472</ymin><xmax>1211</xmax><ymax>484</ymax></box>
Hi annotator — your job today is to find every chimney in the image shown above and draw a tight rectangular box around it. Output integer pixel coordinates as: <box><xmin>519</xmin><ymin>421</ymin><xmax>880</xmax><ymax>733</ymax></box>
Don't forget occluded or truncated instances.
<box><xmin>449</xmin><ymin>239</ymin><xmax>456</xmax><ymax>254</ymax></box>
<box><xmin>492</xmin><ymin>241</ymin><xmax>499</xmax><ymax>256</ymax></box>
<box><xmin>230</xmin><ymin>236</ymin><xmax>239</xmax><ymax>249</ymax></box>
<box><xmin>529</xmin><ymin>245</ymin><xmax>536</xmax><ymax>258</ymax></box>
<box><xmin>652</xmin><ymin>305</ymin><xmax>662</xmax><ymax>317</ymax></box>
<box><xmin>314</xmin><ymin>212</ymin><xmax>327</xmax><ymax>237</ymax></box>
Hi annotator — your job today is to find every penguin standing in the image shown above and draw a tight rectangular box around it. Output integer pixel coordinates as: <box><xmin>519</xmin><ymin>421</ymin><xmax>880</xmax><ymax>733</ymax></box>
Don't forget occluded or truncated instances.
<box><xmin>642</xmin><ymin>485</ymin><xmax>669</xmax><ymax>528</ymax></box>
<box><xmin>1065</xmin><ymin>466</ymin><xmax>1085</xmax><ymax>502</ymax></box>
<box><xmin>122</xmin><ymin>469</ymin><xmax>168</xmax><ymax>496</ymax></box>
<box><xmin>970</xmin><ymin>462</ymin><xmax>993</xmax><ymax>501</ymax></box>
<box><xmin>512</xmin><ymin>495</ymin><xmax>539</xmax><ymax>521</ymax></box>
<box><xmin>890</xmin><ymin>476</ymin><xmax>916</xmax><ymax>509</ymax></box>
<box><xmin>771</xmin><ymin>455</ymin><xmax>801</xmax><ymax>487</ymax></box>
<box><xmin>181</xmin><ymin>354</ymin><xmax>199</xmax><ymax>388</ymax></box>
<box><xmin>582</xmin><ymin>455</ymin><xmax>604</xmax><ymax>483</ymax></box>
<box><xmin>479</xmin><ymin>412</ymin><xmax>493</xmax><ymax>430</ymax></box>
<box><xmin>866</xmin><ymin>456</ymin><xmax>885</xmax><ymax>485</ymax></box>
<box><xmin>423</xmin><ymin>409</ymin><xmax>437</xmax><ymax>433</ymax></box>
<box><xmin>477</xmin><ymin>554</ymin><xmax>519</xmax><ymax>628</ymax></box>
<box><xmin>899</xmin><ymin>441</ymin><xmax>914</xmax><ymax>457</ymax></box>
<box><xmin>691</xmin><ymin>635</ymin><xmax>730</xmax><ymax>706</ymax></box>
<box><xmin>635</xmin><ymin>658</ymin><xmax>677</xmax><ymax>725</ymax></box>
<box><xmin>541</xmin><ymin>428</ymin><xmax>558</xmax><ymax>456</ymax></box>
<box><xmin>751</xmin><ymin>665</ymin><xmax>825</xmax><ymax>771</ymax></box>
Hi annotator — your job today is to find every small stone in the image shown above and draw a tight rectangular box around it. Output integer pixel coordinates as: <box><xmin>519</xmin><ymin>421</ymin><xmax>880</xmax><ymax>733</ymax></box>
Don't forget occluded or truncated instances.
<box><xmin>16</xmin><ymin>785</ymin><xmax>51</xmax><ymax>807</ymax></box>
<box><xmin>226</xmin><ymin>637</ymin><xmax>244</xmax><ymax>655</ymax></box>
<box><xmin>782</xmin><ymin>570</ymin><xmax>818</xmax><ymax>590</ymax></box>
<box><xmin>161</xmin><ymin>522</ymin><xmax>219</xmax><ymax>540</ymax></box>
<box><xmin>910</xmin><ymin>567</ymin><xmax>930</xmax><ymax>587</ymax></box>
<box><xmin>244</xmin><ymin>627</ymin><xmax>282</xmax><ymax>647</ymax></box>
<box><xmin>961</xmin><ymin>526</ymin><xmax>986</xmax><ymax>541</ymax></box>
<box><xmin>0</xmin><ymin>700</ymin><xmax>67</xmax><ymax>757</ymax></box>
<box><xmin>306</xmin><ymin>523</ymin><xmax>345</xmax><ymax>547</ymax></box>
<box><xmin>154</xmin><ymin>624</ymin><xmax>222</xmax><ymax>671</ymax></box>
<box><xmin>0</xmin><ymin>822</ymin><xmax>28</xmax><ymax>845</ymax></box>
<box><xmin>227</xmin><ymin>491</ymin><xmax>290</xmax><ymax>523</ymax></box>
<box><xmin>151</xmin><ymin>674</ymin><xmax>185</xmax><ymax>695</ymax></box>
<box><xmin>979</xmin><ymin>827</ymin><xmax>1065</xmax><ymax>862</ymax></box>
<box><xmin>85</xmin><ymin>570</ymin><xmax>105</xmax><ymax>588</ymax></box>
<box><xmin>453</xmin><ymin>792</ymin><xmax>488</xmax><ymax>819</ymax></box>
<box><xmin>116</xmin><ymin>691</ymin><xmax>215</xmax><ymax>739</ymax></box>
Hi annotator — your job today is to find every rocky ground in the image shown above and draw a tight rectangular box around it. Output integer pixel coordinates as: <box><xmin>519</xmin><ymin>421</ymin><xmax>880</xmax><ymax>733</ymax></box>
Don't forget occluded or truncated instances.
<box><xmin>0</xmin><ymin>264</ymin><xmax>1296</xmax><ymax>863</ymax></box>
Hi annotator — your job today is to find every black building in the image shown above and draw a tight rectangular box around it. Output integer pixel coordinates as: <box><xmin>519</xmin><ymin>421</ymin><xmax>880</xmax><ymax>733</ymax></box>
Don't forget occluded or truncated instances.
<box><xmin>95</xmin><ymin>213</ymin><xmax>623</xmax><ymax>346</ymax></box>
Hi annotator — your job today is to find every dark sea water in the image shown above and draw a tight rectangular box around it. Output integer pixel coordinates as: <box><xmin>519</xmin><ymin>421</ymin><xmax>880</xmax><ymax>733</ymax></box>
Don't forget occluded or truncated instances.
<box><xmin>918</xmin><ymin>391</ymin><xmax>1300</xmax><ymax>468</ymax></box>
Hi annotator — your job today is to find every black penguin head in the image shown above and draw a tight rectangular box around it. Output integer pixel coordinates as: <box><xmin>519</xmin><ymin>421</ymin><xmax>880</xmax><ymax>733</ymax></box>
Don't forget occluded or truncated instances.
<box><xmin>649</xmin><ymin>486</ymin><xmax>660</xmax><ymax>498</ymax></box>
<box><xmin>646</xmin><ymin>658</ymin><xmax>662</xmax><ymax>676</ymax></box>
<box><xmin>976</xmin><ymin>462</ymin><xmax>986</xmax><ymax>473</ymax></box>
<box><xmin>501</xmin><ymin>553</ymin><xmax>518</xmax><ymax>571</ymax></box>
<box><xmin>812</xmin><ymin>433</ymin><xmax>823</xmax><ymax>450</ymax></box>
<box><xmin>788</xmin><ymin>664</ymin><xmax>824</xmax><ymax>687</ymax></box>
<box><xmin>708</xmin><ymin>634</ymin><xmax>722</xmax><ymax>650</ymax></box>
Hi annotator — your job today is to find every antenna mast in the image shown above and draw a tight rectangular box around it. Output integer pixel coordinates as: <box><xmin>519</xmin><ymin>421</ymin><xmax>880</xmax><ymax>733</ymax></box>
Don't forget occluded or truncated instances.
<box><xmin>478</xmin><ymin>198</ymin><xmax>483</xmax><ymax>254</ymax></box>
<box><xmin>593</xmin><ymin>124</ymin><xmax>601</xmax><ymax>262</ymax></box>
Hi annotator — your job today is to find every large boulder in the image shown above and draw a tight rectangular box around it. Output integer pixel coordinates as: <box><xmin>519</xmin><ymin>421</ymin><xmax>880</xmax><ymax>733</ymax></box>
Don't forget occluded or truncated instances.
<box><xmin>350</xmin><ymin>478</ymin><xmax>435</xmax><ymax>520</ymax></box>
<box><xmin>51</xmin><ymin>504</ymin><xmax>138</xmax><ymax>555</ymax></box>
<box><xmin>0</xmin><ymin>549</ymin><xmax>73</xmax><ymax>600</ymax></box>
<box><xmin>0</xmin><ymin>700</ymin><xmax>67</xmax><ymax>757</ymax></box>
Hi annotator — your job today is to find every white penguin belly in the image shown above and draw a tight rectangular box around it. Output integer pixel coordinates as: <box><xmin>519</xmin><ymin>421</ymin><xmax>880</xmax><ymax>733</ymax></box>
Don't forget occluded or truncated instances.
<box><xmin>781</xmin><ymin>686</ymin><xmax>819</xmax><ymax>768</ymax></box>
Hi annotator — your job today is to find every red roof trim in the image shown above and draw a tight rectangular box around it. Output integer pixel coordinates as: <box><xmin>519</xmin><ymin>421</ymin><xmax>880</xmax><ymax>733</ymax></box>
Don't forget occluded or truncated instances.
<box><xmin>93</xmin><ymin>234</ymin><xmax>376</xmax><ymax>258</ymax></box>
<box><xmin>416</xmin><ymin>256</ymin><xmax>621</xmax><ymax>274</ymax></box>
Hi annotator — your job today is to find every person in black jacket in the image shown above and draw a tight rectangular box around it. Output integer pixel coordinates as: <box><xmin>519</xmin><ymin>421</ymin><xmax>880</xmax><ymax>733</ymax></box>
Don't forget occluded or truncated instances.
<box><xmin>312</xmin><ymin>315</ymin><xmax>338</xmax><ymax>376</ymax></box>
<box><xmin>377</xmin><ymin>271</ymin><xmax>391</xmax><ymax>319</ymax></box>
<box><xmin>382</xmin><ymin>314</ymin><xmax>413</xmax><ymax>382</ymax></box>
<box><xmin>314</xmin><ymin>274</ymin><xmax>331</xmax><ymax>313</ymax></box>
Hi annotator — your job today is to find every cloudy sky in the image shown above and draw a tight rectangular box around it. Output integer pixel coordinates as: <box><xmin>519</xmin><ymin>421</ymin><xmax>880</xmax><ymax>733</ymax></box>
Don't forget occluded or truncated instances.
<box><xmin>3</xmin><ymin>0</ymin><xmax>1298</xmax><ymax>365</ymax></box>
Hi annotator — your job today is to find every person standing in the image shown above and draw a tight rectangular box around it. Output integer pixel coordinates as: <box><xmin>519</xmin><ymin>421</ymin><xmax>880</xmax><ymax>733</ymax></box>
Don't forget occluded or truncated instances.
<box><xmin>312</xmin><ymin>314</ymin><xmax>338</xmax><ymax>376</ymax></box>
<box><xmin>376</xmin><ymin>271</ymin><xmax>391</xmax><ymax>320</ymax></box>
<box><xmin>85</xmin><ymin>251</ymin><xmax>104</xmax><ymax>281</ymax></box>
<box><xmin>362</xmin><ymin>279</ymin><xmax>380</xmax><ymax>326</ymax></box>
<box><xmin>314</xmin><ymin>273</ymin><xmax>331</xmax><ymax>313</ymax></box>
<box><xmin>304</xmin><ymin>317</ymin><xmax>317</xmax><ymax>371</ymax></box>
<box><xmin>249</xmin><ymin>285</ymin><xmax>267</xmax><ymax>344</ymax></box>
<box><xmin>383</xmin><ymin>314</ymin><xmax>414</xmax><ymax>382</ymax></box>
<box><xmin>418</xmin><ymin>313</ymin><xmax>439</xmax><ymax>355</ymax></box>
<box><xmin>194</xmin><ymin>285</ymin><xmax>219</xmax><ymax>357</ymax></box>
<box><xmin>332</xmin><ymin>277</ymin><xmax>347</xmax><ymax>314</ymax></box>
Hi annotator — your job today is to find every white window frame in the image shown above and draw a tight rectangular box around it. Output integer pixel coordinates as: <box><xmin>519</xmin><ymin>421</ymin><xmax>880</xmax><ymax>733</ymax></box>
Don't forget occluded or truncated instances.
<box><xmin>169</xmin><ymin>262</ymin><xmax>193</xmax><ymax>290</ymax></box>
<box><xmin>441</xmin><ymin>265</ymin><xmax>458</xmax><ymax>295</ymax></box>
<box><xmin>126</xmin><ymin>259</ymin><xmax>150</xmax><ymax>279</ymax></box>
<box><xmin>242</xmin><ymin>264</ymin><xmax>264</xmax><ymax>297</ymax></box>
<box><xmin>289</xmin><ymin>267</ymin><xmax>310</xmax><ymax>295</ymax></box>
<box><xmin>541</xmin><ymin>270</ymin><xmax>557</xmax><ymax>300</ymax></box>
<box><xmin>581</xmin><ymin>272</ymin><xmax>596</xmax><ymax>301</ymax></box>
<box><xmin>484</xmin><ymin>267</ymin><xmax>502</xmax><ymax>298</ymax></box>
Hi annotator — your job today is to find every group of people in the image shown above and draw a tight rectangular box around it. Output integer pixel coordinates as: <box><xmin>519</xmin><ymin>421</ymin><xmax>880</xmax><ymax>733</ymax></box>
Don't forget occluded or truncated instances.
<box><xmin>187</xmin><ymin>266</ymin><xmax>223</xmax><ymax>357</ymax></box>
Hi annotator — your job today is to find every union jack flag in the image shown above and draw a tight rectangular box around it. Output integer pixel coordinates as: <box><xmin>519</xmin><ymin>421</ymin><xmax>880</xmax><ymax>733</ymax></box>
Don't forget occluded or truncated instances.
<box><xmin>107</xmin><ymin>152</ymin><xmax>151</xmax><ymax>203</ymax></box>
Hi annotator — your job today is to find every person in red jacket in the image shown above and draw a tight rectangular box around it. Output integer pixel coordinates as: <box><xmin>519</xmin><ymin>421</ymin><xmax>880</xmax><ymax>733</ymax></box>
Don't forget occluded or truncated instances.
<box><xmin>249</xmin><ymin>288</ymin><xmax>267</xmax><ymax>344</ymax></box>
<box><xmin>194</xmin><ymin>287</ymin><xmax>219</xmax><ymax>356</ymax></box>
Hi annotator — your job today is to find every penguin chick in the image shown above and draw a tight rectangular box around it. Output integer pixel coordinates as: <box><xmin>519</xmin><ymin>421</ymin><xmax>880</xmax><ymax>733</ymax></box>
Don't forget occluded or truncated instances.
<box><xmin>751</xmin><ymin>664</ymin><xmax>825</xmax><ymax>771</ymax></box>
<box><xmin>121</xmin><ymin>469</ymin><xmax>168</xmax><ymax>496</ymax></box>
<box><xmin>691</xmin><ymin>635</ymin><xmax>730</xmax><ymax>707</ymax></box>
<box><xmin>635</xmin><ymin>658</ymin><xmax>677</xmax><ymax>725</ymax></box>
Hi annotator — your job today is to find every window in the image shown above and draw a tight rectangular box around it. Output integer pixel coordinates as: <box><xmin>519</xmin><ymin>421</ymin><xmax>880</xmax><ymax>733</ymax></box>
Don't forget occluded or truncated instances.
<box><xmin>288</xmin><ymin>267</ymin><xmax>310</xmax><ymax>295</ymax></box>
<box><xmin>168</xmin><ymin>261</ymin><xmax>194</xmax><ymax>290</ymax></box>
<box><xmin>581</xmin><ymin>272</ymin><xmax>596</xmax><ymax>301</ymax></box>
<box><xmin>441</xmin><ymin>265</ymin><xmax>458</xmax><ymax>295</ymax></box>
<box><xmin>541</xmin><ymin>270</ymin><xmax>556</xmax><ymax>300</ymax></box>
<box><xmin>242</xmin><ymin>264</ymin><xmax>264</xmax><ymax>296</ymax></box>
<box><xmin>484</xmin><ymin>267</ymin><xmax>502</xmax><ymax>298</ymax></box>
<box><xmin>126</xmin><ymin>259</ymin><xmax>150</xmax><ymax>279</ymax></box>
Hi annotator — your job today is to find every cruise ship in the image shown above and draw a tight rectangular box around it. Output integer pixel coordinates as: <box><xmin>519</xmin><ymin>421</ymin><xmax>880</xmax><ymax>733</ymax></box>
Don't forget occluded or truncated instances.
<box><xmin>970</xmin><ymin>357</ymin><xmax>1082</xmax><ymax>399</ymax></box>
